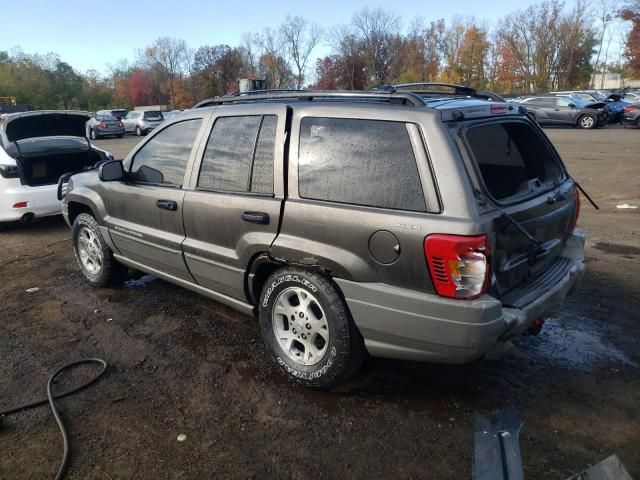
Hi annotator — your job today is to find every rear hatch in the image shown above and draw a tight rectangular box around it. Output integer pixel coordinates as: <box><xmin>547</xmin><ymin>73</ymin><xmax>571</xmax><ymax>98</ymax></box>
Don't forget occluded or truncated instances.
<box><xmin>1</xmin><ymin>110</ymin><xmax>91</xmax><ymax>142</ymax></box>
<box><xmin>96</xmin><ymin>115</ymin><xmax>121</xmax><ymax>129</ymax></box>
<box><xmin>461</xmin><ymin>119</ymin><xmax>578</xmax><ymax>304</ymax></box>
<box><xmin>143</xmin><ymin>111</ymin><xmax>164</xmax><ymax>124</ymax></box>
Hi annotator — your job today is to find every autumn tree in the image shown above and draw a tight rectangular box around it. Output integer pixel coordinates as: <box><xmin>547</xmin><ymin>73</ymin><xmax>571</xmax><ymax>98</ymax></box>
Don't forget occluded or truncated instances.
<box><xmin>280</xmin><ymin>15</ymin><xmax>322</xmax><ymax>88</ymax></box>
<box><xmin>351</xmin><ymin>7</ymin><xmax>401</xmax><ymax>86</ymax></box>
<box><xmin>621</xmin><ymin>0</ymin><xmax>640</xmax><ymax>72</ymax></box>
<box><xmin>144</xmin><ymin>37</ymin><xmax>190</xmax><ymax>107</ymax></box>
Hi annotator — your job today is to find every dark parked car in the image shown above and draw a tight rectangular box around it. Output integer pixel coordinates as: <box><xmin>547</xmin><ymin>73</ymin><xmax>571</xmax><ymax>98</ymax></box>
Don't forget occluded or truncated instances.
<box><xmin>622</xmin><ymin>104</ymin><xmax>640</xmax><ymax>127</ymax></box>
<box><xmin>552</xmin><ymin>90</ymin><xmax>629</xmax><ymax>123</ymax></box>
<box><xmin>86</xmin><ymin>114</ymin><xmax>125</xmax><ymax>140</ymax></box>
<box><xmin>517</xmin><ymin>96</ymin><xmax>605</xmax><ymax>128</ymax></box>
<box><xmin>60</xmin><ymin>87</ymin><xmax>585</xmax><ymax>387</ymax></box>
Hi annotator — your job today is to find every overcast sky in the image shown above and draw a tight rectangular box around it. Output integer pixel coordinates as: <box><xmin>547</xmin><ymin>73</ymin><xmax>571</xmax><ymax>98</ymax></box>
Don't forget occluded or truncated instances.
<box><xmin>0</xmin><ymin>0</ymin><xmax>601</xmax><ymax>75</ymax></box>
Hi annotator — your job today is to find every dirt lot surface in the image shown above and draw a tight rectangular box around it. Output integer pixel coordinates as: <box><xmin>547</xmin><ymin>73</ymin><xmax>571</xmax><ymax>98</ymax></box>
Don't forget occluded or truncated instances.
<box><xmin>1</xmin><ymin>128</ymin><xmax>639</xmax><ymax>479</ymax></box>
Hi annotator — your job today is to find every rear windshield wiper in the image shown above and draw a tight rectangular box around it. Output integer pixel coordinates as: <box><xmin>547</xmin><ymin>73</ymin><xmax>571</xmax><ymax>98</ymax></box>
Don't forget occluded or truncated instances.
<box><xmin>473</xmin><ymin>188</ymin><xmax>542</xmax><ymax>247</ymax></box>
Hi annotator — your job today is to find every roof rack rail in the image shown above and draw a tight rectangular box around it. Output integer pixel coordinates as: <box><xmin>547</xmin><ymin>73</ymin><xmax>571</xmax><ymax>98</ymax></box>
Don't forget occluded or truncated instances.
<box><xmin>193</xmin><ymin>90</ymin><xmax>427</xmax><ymax>108</ymax></box>
<box><xmin>376</xmin><ymin>82</ymin><xmax>505</xmax><ymax>102</ymax></box>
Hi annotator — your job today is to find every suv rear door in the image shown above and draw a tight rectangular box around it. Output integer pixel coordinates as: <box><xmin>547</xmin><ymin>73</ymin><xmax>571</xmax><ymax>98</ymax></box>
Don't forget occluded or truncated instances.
<box><xmin>105</xmin><ymin>116</ymin><xmax>206</xmax><ymax>280</ymax></box>
<box><xmin>181</xmin><ymin>104</ymin><xmax>287</xmax><ymax>301</ymax></box>
<box><xmin>271</xmin><ymin>109</ymin><xmax>441</xmax><ymax>293</ymax></box>
<box><xmin>460</xmin><ymin>118</ymin><xmax>578</xmax><ymax>303</ymax></box>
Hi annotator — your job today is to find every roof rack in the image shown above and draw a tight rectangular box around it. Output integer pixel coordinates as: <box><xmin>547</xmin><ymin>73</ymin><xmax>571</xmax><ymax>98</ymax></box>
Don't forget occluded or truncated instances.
<box><xmin>193</xmin><ymin>90</ymin><xmax>427</xmax><ymax>108</ymax></box>
<box><xmin>376</xmin><ymin>82</ymin><xmax>505</xmax><ymax>102</ymax></box>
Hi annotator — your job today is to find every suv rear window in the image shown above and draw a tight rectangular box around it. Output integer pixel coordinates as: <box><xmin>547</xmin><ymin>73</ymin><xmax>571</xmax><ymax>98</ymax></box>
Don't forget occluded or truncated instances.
<box><xmin>298</xmin><ymin>117</ymin><xmax>426</xmax><ymax>212</ymax></box>
<box><xmin>465</xmin><ymin>121</ymin><xmax>563</xmax><ymax>201</ymax></box>
<box><xmin>144</xmin><ymin>111</ymin><xmax>163</xmax><ymax>120</ymax></box>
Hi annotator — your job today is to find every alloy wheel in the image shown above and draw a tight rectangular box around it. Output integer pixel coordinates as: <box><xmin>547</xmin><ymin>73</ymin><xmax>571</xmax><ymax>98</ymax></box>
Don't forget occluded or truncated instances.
<box><xmin>77</xmin><ymin>227</ymin><xmax>103</xmax><ymax>275</ymax></box>
<box><xmin>271</xmin><ymin>287</ymin><xmax>329</xmax><ymax>366</ymax></box>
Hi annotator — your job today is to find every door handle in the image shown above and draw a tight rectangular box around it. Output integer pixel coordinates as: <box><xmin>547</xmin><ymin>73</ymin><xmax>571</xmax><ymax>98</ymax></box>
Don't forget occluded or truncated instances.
<box><xmin>156</xmin><ymin>199</ymin><xmax>178</xmax><ymax>211</ymax></box>
<box><xmin>242</xmin><ymin>211</ymin><xmax>270</xmax><ymax>225</ymax></box>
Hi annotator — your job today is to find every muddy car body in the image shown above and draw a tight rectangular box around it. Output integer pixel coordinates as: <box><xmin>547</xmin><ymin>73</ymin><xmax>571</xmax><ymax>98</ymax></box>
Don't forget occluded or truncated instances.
<box><xmin>61</xmin><ymin>88</ymin><xmax>585</xmax><ymax>387</ymax></box>
<box><xmin>0</xmin><ymin>110</ymin><xmax>113</xmax><ymax>224</ymax></box>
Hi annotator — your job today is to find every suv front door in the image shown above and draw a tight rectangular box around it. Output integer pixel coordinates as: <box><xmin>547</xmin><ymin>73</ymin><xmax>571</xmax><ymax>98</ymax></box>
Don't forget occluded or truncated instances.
<box><xmin>181</xmin><ymin>105</ymin><xmax>287</xmax><ymax>301</ymax></box>
<box><xmin>551</xmin><ymin>97</ymin><xmax>577</xmax><ymax>125</ymax></box>
<box><xmin>105</xmin><ymin>117</ymin><xmax>206</xmax><ymax>280</ymax></box>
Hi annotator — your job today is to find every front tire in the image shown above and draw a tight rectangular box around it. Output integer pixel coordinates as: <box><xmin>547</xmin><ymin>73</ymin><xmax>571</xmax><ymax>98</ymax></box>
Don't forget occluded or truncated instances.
<box><xmin>72</xmin><ymin>213</ymin><xmax>124</xmax><ymax>287</ymax></box>
<box><xmin>135</xmin><ymin>126</ymin><xmax>142</xmax><ymax>136</ymax></box>
<box><xmin>577</xmin><ymin>114</ymin><xmax>596</xmax><ymax>129</ymax></box>
<box><xmin>259</xmin><ymin>268</ymin><xmax>366</xmax><ymax>388</ymax></box>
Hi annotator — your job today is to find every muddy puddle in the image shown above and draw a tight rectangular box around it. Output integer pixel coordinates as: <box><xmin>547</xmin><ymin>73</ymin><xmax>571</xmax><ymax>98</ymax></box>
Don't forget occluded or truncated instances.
<box><xmin>516</xmin><ymin>312</ymin><xmax>638</xmax><ymax>370</ymax></box>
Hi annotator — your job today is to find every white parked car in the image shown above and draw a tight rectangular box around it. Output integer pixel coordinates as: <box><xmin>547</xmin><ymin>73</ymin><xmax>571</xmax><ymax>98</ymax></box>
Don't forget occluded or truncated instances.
<box><xmin>0</xmin><ymin>110</ymin><xmax>113</xmax><ymax>226</ymax></box>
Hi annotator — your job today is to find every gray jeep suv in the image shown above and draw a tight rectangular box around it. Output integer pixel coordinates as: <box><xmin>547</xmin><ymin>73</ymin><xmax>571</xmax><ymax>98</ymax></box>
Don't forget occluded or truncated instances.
<box><xmin>61</xmin><ymin>86</ymin><xmax>585</xmax><ymax>387</ymax></box>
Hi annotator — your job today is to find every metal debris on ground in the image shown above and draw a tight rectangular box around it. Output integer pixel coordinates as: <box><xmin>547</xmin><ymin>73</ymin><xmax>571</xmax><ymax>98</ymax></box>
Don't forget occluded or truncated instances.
<box><xmin>473</xmin><ymin>407</ymin><xmax>524</xmax><ymax>480</ymax></box>
<box><xmin>565</xmin><ymin>454</ymin><xmax>633</xmax><ymax>480</ymax></box>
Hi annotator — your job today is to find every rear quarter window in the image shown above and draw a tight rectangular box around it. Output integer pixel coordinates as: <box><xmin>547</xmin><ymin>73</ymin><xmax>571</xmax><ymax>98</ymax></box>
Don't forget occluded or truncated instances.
<box><xmin>465</xmin><ymin>121</ymin><xmax>563</xmax><ymax>201</ymax></box>
<box><xmin>298</xmin><ymin>117</ymin><xmax>426</xmax><ymax>212</ymax></box>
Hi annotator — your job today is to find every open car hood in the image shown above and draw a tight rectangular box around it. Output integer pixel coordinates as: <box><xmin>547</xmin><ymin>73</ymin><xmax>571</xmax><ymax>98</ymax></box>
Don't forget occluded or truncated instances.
<box><xmin>1</xmin><ymin>110</ymin><xmax>91</xmax><ymax>143</ymax></box>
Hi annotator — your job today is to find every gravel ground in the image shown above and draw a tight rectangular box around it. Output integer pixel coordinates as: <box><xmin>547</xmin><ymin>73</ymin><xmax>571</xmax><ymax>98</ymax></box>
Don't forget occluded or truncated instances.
<box><xmin>0</xmin><ymin>127</ymin><xmax>639</xmax><ymax>479</ymax></box>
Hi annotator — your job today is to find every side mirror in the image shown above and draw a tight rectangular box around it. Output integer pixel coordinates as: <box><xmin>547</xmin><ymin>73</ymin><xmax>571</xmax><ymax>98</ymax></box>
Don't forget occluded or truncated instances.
<box><xmin>99</xmin><ymin>160</ymin><xmax>125</xmax><ymax>182</ymax></box>
<box><xmin>568</xmin><ymin>103</ymin><xmax>576</xmax><ymax>108</ymax></box>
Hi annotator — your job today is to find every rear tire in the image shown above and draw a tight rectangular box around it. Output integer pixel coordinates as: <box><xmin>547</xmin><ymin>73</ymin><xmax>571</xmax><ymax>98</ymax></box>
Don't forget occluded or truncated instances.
<box><xmin>258</xmin><ymin>268</ymin><xmax>366</xmax><ymax>388</ymax></box>
<box><xmin>90</xmin><ymin>129</ymin><xmax>98</xmax><ymax>140</ymax></box>
<box><xmin>136</xmin><ymin>126</ymin><xmax>142</xmax><ymax>136</ymax></box>
<box><xmin>72</xmin><ymin>213</ymin><xmax>125</xmax><ymax>287</ymax></box>
<box><xmin>577</xmin><ymin>114</ymin><xmax>596</xmax><ymax>129</ymax></box>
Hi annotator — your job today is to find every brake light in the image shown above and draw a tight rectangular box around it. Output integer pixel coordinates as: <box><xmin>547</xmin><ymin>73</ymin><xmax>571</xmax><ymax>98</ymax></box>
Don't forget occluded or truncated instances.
<box><xmin>98</xmin><ymin>122</ymin><xmax>105</xmax><ymax>128</ymax></box>
<box><xmin>490</xmin><ymin>104</ymin><xmax>508</xmax><ymax>114</ymax></box>
<box><xmin>623</xmin><ymin>106</ymin><xmax>639</xmax><ymax>113</ymax></box>
<box><xmin>570</xmin><ymin>189</ymin><xmax>580</xmax><ymax>233</ymax></box>
<box><xmin>12</xmin><ymin>201</ymin><xmax>28</xmax><ymax>208</ymax></box>
<box><xmin>424</xmin><ymin>234</ymin><xmax>489</xmax><ymax>299</ymax></box>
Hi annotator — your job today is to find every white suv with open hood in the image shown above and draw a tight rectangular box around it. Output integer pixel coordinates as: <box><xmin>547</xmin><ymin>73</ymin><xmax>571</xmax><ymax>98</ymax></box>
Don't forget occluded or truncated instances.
<box><xmin>0</xmin><ymin>110</ymin><xmax>113</xmax><ymax>225</ymax></box>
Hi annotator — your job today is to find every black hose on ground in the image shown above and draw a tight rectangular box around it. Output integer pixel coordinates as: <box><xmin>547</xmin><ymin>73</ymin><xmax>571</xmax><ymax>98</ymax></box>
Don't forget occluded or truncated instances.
<box><xmin>0</xmin><ymin>358</ymin><xmax>108</xmax><ymax>480</ymax></box>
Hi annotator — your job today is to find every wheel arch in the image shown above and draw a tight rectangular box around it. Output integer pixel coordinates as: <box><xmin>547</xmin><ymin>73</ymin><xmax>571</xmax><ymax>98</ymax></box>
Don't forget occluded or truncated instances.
<box><xmin>246</xmin><ymin>253</ymin><xmax>336</xmax><ymax>311</ymax></box>
<box><xmin>67</xmin><ymin>201</ymin><xmax>96</xmax><ymax>225</ymax></box>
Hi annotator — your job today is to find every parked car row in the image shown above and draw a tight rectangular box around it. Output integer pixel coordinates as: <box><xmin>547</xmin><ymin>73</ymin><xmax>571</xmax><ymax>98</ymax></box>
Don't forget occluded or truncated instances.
<box><xmin>85</xmin><ymin>109</ymin><xmax>190</xmax><ymax>140</ymax></box>
<box><xmin>508</xmin><ymin>89</ymin><xmax>640</xmax><ymax>129</ymax></box>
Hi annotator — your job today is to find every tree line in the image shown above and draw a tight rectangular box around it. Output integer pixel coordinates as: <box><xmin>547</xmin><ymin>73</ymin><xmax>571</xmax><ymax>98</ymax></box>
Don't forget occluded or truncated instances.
<box><xmin>1</xmin><ymin>0</ymin><xmax>639</xmax><ymax>111</ymax></box>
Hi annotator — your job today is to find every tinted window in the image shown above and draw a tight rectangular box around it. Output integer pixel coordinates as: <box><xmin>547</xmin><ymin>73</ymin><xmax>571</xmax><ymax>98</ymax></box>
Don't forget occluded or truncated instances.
<box><xmin>529</xmin><ymin>97</ymin><xmax>554</xmax><ymax>106</ymax></box>
<box><xmin>298</xmin><ymin>118</ymin><xmax>426</xmax><ymax>211</ymax></box>
<box><xmin>130</xmin><ymin>119</ymin><xmax>202</xmax><ymax>186</ymax></box>
<box><xmin>251</xmin><ymin>116</ymin><xmax>276</xmax><ymax>193</ymax></box>
<box><xmin>144</xmin><ymin>111</ymin><xmax>163</xmax><ymax>120</ymax></box>
<box><xmin>465</xmin><ymin>121</ymin><xmax>562</xmax><ymax>201</ymax></box>
<box><xmin>198</xmin><ymin>115</ymin><xmax>276</xmax><ymax>194</ymax></box>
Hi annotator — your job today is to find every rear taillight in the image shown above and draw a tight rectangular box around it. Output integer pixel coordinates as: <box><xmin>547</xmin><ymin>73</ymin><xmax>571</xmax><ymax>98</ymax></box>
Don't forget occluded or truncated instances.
<box><xmin>0</xmin><ymin>164</ymin><xmax>20</xmax><ymax>178</ymax></box>
<box><xmin>98</xmin><ymin>121</ymin><xmax>105</xmax><ymax>128</ymax></box>
<box><xmin>424</xmin><ymin>234</ymin><xmax>489</xmax><ymax>300</ymax></box>
<box><xmin>570</xmin><ymin>189</ymin><xmax>580</xmax><ymax>233</ymax></box>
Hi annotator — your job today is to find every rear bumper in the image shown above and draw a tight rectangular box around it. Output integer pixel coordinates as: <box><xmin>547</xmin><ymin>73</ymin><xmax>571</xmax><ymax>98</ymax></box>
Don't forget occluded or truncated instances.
<box><xmin>0</xmin><ymin>182</ymin><xmax>60</xmax><ymax>222</ymax></box>
<box><xmin>96</xmin><ymin>128</ymin><xmax>125</xmax><ymax>136</ymax></box>
<box><xmin>336</xmin><ymin>231</ymin><xmax>586</xmax><ymax>363</ymax></box>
